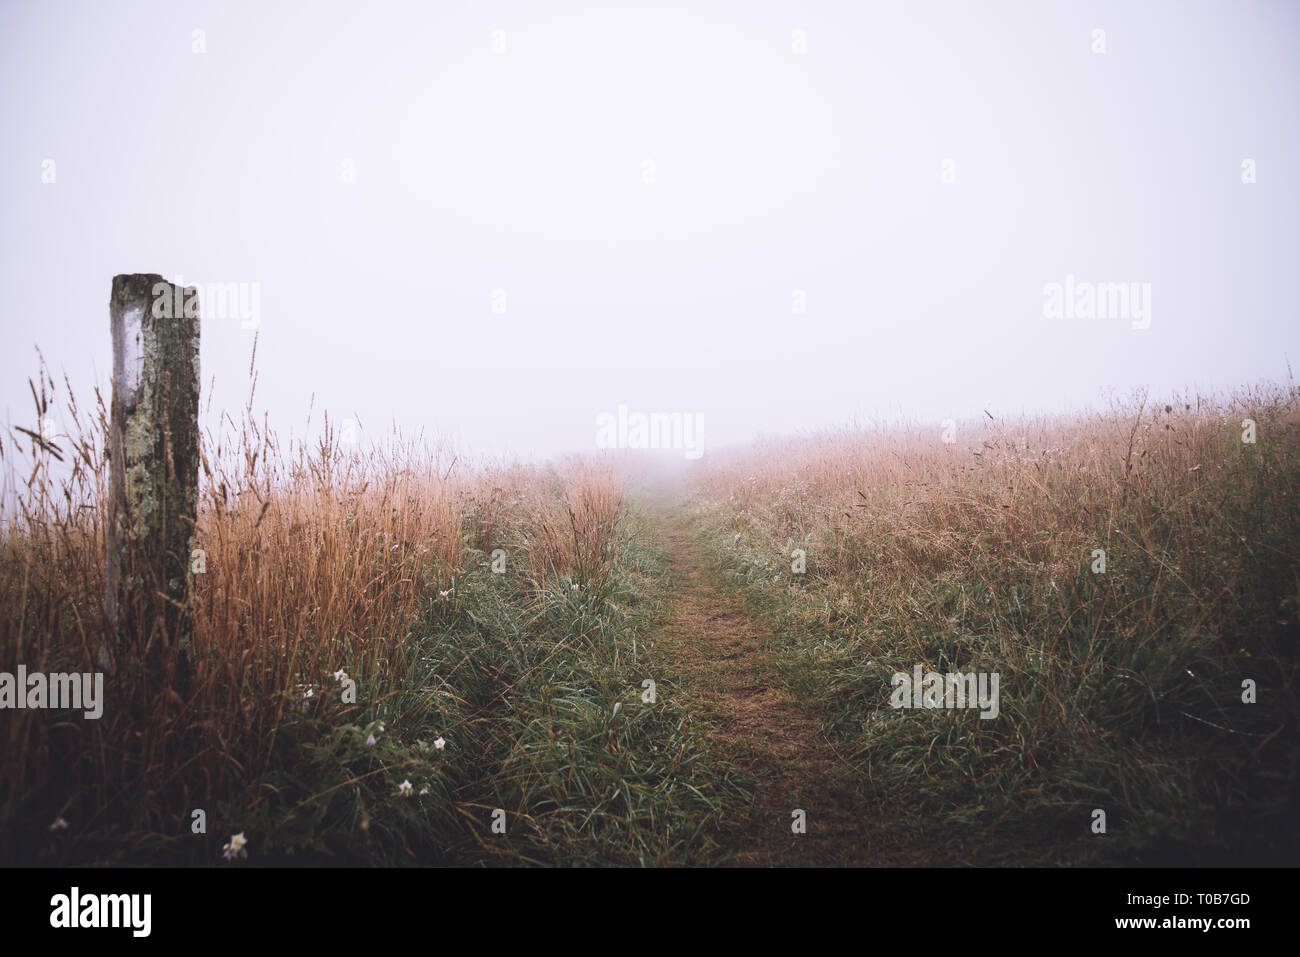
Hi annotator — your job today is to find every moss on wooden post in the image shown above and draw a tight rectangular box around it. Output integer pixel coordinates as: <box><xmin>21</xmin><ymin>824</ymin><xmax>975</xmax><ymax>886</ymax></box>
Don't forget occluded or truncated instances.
<box><xmin>101</xmin><ymin>274</ymin><xmax>200</xmax><ymax>689</ymax></box>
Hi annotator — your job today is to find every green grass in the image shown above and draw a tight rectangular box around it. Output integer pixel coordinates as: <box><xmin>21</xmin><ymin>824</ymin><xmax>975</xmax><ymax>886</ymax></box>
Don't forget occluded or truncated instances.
<box><xmin>690</xmin><ymin>391</ymin><xmax>1300</xmax><ymax>866</ymax></box>
<box><xmin>21</xmin><ymin>503</ymin><xmax>744</xmax><ymax>867</ymax></box>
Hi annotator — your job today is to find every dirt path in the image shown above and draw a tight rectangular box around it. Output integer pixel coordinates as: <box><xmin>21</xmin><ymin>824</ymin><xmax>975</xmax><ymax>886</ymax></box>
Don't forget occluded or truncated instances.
<box><xmin>644</xmin><ymin>498</ymin><xmax>910</xmax><ymax>866</ymax></box>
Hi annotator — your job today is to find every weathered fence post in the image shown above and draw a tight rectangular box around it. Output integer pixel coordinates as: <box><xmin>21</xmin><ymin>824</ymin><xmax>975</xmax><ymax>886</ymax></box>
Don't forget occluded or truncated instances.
<box><xmin>100</xmin><ymin>274</ymin><xmax>200</xmax><ymax>689</ymax></box>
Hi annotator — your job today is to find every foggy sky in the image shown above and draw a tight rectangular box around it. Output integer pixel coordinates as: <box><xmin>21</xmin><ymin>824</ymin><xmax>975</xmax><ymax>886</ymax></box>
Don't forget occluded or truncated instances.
<box><xmin>2</xmin><ymin>0</ymin><xmax>1297</xmax><ymax>464</ymax></box>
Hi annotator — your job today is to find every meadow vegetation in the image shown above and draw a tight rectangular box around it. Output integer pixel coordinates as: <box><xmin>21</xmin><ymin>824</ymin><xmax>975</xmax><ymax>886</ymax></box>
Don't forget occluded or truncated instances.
<box><xmin>690</xmin><ymin>384</ymin><xmax>1300</xmax><ymax>865</ymax></box>
<box><xmin>4</xmin><ymin>373</ymin><xmax>1296</xmax><ymax>866</ymax></box>
<box><xmin>0</xmin><ymin>370</ymin><xmax>736</xmax><ymax>865</ymax></box>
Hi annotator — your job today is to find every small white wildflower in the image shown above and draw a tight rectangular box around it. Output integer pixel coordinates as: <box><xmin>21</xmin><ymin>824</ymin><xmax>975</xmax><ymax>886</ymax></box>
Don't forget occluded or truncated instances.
<box><xmin>333</xmin><ymin>668</ymin><xmax>348</xmax><ymax>682</ymax></box>
<box><xmin>398</xmin><ymin>779</ymin><xmax>413</xmax><ymax>797</ymax></box>
<box><xmin>222</xmin><ymin>832</ymin><xmax>248</xmax><ymax>861</ymax></box>
<box><xmin>302</xmin><ymin>687</ymin><xmax>314</xmax><ymax>700</ymax></box>
<box><xmin>366</xmin><ymin>734</ymin><xmax>376</xmax><ymax>746</ymax></box>
<box><xmin>438</xmin><ymin>589</ymin><xmax>452</xmax><ymax>600</ymax></box>
<box><xmin>572</xmin><ymin>583</ymin><xmax>579</xmax><ymax>591</ymax></box>
<box><xmin>49</xmin><ymin>816</ymin><xmax>69</xmax><ymax>832</ymax></box>
<box><xmin>434</xmin><ymin>737</ymin><xmax>445</xmax><ymax>750</ymax></box>
<box><xmin>419</xmin><ymin>787</ymin><xmax>430</xmax><ymax>796</ymax></box>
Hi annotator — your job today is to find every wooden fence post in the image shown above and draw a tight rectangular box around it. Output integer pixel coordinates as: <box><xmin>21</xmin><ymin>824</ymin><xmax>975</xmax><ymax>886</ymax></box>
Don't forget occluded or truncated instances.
<box><xmin>100</xmin><ymin>274</ymin><xmax>200</xmax><ymax>689</ymax></box>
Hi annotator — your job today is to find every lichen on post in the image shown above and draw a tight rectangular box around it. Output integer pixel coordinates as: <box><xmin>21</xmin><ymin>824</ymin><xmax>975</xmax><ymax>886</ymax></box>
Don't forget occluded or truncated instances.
<box><xmin>101</xmin><ymin>274</ymin><xmax>200</xmax><ymax>689</ymax></box>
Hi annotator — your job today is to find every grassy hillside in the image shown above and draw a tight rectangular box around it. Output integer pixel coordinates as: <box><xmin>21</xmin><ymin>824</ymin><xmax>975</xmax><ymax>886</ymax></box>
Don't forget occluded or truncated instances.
<box><xmin>689</xmin><ymin>385</ymin><xmax>1300</xmax><ymax>865</ymax></box>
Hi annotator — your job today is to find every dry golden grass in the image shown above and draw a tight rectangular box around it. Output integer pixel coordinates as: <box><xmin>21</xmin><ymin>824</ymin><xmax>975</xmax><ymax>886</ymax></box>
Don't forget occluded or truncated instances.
<box><xmin>701</xmin><ymin>386</ymin><xmax>1296</xmax><ymax>605</ymax></box>
<box><xmin>0</xmin><ymin>368</ymin><xmax>625</xmax><ymax>863</ymax></box>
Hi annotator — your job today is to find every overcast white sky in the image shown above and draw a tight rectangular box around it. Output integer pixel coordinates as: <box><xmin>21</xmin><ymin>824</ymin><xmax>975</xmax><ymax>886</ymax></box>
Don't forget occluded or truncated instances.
<box><xmin>2</xmin><ymin>0</ymin><xmax>1297</xmax><ymax>463</ymax></box>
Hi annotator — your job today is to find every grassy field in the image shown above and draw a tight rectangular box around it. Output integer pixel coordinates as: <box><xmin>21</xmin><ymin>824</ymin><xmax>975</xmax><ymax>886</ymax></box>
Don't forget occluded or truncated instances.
<box><xmin>689</xmin><ymin>384</ymin><xmax>1300</xmax><ymax>865</ymax></box>
<box><xmin>0</xmin><ymin>372</ymin><xmax>737</xmax><ymax>865</ymax></box>
<box><xmin>2</xmin><ymin>377</ymin><xmax>1297</xmax><ymax>865</ymax></box>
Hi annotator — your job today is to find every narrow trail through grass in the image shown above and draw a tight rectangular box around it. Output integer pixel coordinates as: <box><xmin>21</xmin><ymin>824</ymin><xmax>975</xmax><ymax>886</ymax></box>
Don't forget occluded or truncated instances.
<box><xmin>641</xmin><ymin>494</ymin><xmax>927</xmax><ymax>866</ymax></box>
